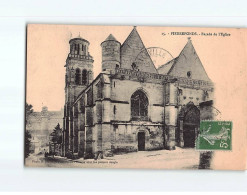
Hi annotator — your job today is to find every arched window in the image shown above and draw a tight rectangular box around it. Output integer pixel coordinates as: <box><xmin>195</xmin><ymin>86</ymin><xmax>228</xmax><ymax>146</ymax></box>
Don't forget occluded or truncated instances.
<box><xmin>131</xmin><ymin>90</ymin><xmax>149</xmax><ymax>121</ymax></box>
<box><xmin>82</xmin><ymin>69</ymin><xmax>88</xmax><ymax>85</ymax></box>
<box><xmin>72</xmin><ymin>44</ymin><xmax>75</xmax><ymax>53</ymax></box>
<box><xmin>75</xmin><ymin>68</ymin><xmax>81</xmax><ymax>85</ymax></box>
<box><xmin>74</xmin><ymin>44</ymin><xmax>78</xmax><ymax>54</ymax></box>
<box><xmin>77</xmin><ymin>44</ymin><xmax>80</xmax><ymax>54</ymax></box>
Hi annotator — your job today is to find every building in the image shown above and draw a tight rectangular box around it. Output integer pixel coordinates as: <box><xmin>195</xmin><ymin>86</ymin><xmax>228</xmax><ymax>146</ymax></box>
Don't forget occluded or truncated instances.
<box><xmin>26</xmin><ymin>106</ymin><xmax>64</xmax><ymax>153</ymax></box>
<box><xmin>62</xmin><ymin>27</ymin><xmax>214</xmax><ymax>158</ymax></box>
<box><xmin>30</xmin><ymin>136</ymin><xmax>41</xmax><ymax>154</ymax></box>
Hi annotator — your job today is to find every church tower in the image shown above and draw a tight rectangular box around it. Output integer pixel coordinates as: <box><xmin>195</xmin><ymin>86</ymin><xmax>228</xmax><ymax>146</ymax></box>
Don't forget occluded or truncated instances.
<box><xmin>101</xmin><ymin>34</ymin><xmax>121</xmax><ymax>72</ymax></box>
<box><xmin>63</xmin><ymin>35</ymin><xmax>94</xmax><ymax>156</ymax></box>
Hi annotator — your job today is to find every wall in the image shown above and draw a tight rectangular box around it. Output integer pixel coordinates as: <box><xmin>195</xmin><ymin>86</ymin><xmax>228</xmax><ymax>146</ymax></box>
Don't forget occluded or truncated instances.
<box><xmin>110</xmin><ymin>78</ymin><xmax>164</xmax><ymax>122</ymax></box>
<box><xmin>178</xmin><ymin>86</ymin><xmax>213</xmax><ymax>106</ymax></box>
<box><xmin>112</xmin><ymin>123</ymin><xmax>164</xmax><ymax>153</ymax></box>
<box><xmin>73</xmin><ymin>73</ymin><xmax>214</xmax><ymax>157</ymax></box>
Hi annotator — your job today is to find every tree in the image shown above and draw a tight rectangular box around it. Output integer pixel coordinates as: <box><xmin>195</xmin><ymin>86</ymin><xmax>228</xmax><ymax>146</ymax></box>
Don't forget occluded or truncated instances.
<box><xmin>25</xmin><ymin>103</ymin><xmax>33</xmax><ymax>158</ymax></box>
<box><xmin>25</xmin><ymin>103</ymin><xmax>33</xmax><ymax>125</ymax></box>
<box><xmin>25</xmin><ymin>131</ymin><xmax>32</xmax><ymax>158</ymax></box>
<box><xmin>50</xmin><ymin>123</ymin><xmax>62</xmax><ymax>155</ymax></box>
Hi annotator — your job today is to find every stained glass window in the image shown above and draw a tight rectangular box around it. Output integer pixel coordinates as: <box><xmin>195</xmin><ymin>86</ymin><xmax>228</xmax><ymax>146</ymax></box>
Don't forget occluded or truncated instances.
<box><xmin>131</xmin><ymin>90</ymin><xmax>148</xmax><ymax>121</ymax></box>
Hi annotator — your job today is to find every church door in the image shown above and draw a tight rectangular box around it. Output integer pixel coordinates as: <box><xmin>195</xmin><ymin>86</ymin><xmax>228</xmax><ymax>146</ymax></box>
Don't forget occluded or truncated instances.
<box><xmin>182</xmin><ymin>102</ymin><xmax>200</xmax><ymax>148</ymax></box>
<box><xmin>138</xmin><ymin>132</ymin><xmax>145</xmax><ymax>151</ymax></box>
<box><xmin>183</xmin><ymin>124</ymin><xmax>196</xmax><ymax>147</ymax></box>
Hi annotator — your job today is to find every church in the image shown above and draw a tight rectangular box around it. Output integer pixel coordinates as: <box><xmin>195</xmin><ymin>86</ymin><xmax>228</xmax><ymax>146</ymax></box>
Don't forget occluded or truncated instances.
<box><xmin>61</xmin><ymin>27</ymin><xmax>214</xmax><ymax>158</ymax></box>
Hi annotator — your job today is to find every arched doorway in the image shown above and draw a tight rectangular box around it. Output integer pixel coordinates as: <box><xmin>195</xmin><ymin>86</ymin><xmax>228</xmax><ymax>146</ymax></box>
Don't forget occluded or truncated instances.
<box><xmin>138</xmin><ymin>132</ymin><xmax>145</xmax><ymax>151</ymax></box>
<box><xmin>180</xmin><ymin>102</ymin><xmax>200</xmax><ymax>148</ymax></box>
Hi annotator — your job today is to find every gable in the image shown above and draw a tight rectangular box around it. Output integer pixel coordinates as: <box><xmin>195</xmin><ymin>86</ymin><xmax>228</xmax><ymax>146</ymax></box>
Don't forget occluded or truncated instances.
<box><xmin>120</xmin><ymin>27</ymin><xmax>157</xmax><ymax>73</ymax></box>
<box><xmin>168</xmin><ymin>39</ymin><xmax>211</xmax><ymax>82</ymax></box>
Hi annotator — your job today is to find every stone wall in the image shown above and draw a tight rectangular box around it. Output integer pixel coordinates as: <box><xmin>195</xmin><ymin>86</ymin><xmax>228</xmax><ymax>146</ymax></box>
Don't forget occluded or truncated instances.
<box><xmin>70</xmin><ymin>72</ymin><xmax>214</xmax><ymax>158</ymax></box>
<box><xmin>111</xmin><ymin>124</ymin><xmax>164</xmax><ymax>153</ymax></box>
<box><xmin>111</xmin><ymin>78</ymin><xmax>164</xmax><ymax>122</ymax></box>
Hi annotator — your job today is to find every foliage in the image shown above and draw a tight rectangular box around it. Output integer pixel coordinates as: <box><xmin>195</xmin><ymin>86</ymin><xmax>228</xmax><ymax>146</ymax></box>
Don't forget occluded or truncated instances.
<box><xmin>50</xmin><ymin>123</ymin><xmax>62</xmax><ymax>144</ymax></box>
<box><xmin>25</xmin><ymin>103</ymin><xmax>33</xmax><ymax>158</ymax></box>
<box><xmin>25</xmin><ymin>103</ymin><xmax>33</xmax><ymax>125</ymax></box>
<box><xmin>25</xmin><ymin>130</ymin><xmax>32</xmax><ymax>158</ymax></box>
<box><xmin>49</xmin><ymin>123</ymin><xmax>62</xmax><ymax>155</ymax></box>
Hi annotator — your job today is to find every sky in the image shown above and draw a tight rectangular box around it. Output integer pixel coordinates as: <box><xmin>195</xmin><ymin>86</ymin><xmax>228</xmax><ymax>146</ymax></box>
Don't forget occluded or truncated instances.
<box><xmin>27</xmin><ymin>24</ymin><xmax>245</xmax><ymax>113</ymax></box>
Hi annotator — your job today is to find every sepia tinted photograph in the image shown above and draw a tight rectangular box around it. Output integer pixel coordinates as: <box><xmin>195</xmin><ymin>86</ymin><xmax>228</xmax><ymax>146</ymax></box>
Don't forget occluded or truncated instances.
<box><xmin>25</xmin><ymin>24</ymin><xmax>247</xmax><ymax>170</ymax></box>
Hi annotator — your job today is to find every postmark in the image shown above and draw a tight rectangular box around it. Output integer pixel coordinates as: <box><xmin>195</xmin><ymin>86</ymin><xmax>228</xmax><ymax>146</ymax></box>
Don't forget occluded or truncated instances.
<box><xmin>135</xmin><ymin>47</ymin><xmax>174</xmax><ymax>69</ymax></box>
<box><xmin>196</xmin><ymin>121</ymin><xmax>232</xmax><ymax>151</ymax></box>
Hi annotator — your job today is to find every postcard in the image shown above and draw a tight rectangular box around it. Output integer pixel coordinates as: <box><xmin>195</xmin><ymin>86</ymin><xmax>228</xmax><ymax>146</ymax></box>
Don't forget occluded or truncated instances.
<box><xmin>25</xmin><ymin>24</ymin><xmax>247</xmax><ymax>170</ymax></box>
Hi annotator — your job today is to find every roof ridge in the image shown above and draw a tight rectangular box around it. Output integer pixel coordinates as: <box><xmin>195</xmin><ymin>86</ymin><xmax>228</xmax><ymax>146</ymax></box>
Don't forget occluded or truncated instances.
<box><xmin>121</xmin><ymin>27</ymin><xmax>137</xmax><ymax>48</ymax></box>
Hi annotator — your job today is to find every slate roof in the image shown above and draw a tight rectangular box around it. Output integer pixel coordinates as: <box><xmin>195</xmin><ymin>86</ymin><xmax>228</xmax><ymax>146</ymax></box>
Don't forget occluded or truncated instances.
<box><xmin>157</xmin><ymin>57</ymin><xmax>178</xmax><ymax>75</ymax></box>
<box><xmin>120</xmin><ymin>27</ymin><xmax>157</xmax><ymax>73</ymax></box>
<box><xmin>163</xmin><ymin>38</ymin><xmax>211</xmax><ymax>82</ymax></box>
<box><xmin>104</xmin><ymin>34</ymin><xmax>118</xmax><ymax>42</ymax></box>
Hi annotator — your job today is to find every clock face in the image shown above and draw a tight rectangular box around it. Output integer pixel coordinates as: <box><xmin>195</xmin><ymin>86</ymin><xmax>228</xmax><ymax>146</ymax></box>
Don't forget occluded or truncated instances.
<box><xmin>135</xmin><ymin>47</ymin><xmax>174</xmax><ymax>69</ymax></box>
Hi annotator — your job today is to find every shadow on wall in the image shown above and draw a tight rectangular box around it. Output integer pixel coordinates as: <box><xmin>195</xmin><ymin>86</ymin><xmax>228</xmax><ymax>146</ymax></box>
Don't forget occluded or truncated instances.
<box><xmin>199</xmin><ymin>151</ymin><xmax>213</xmax><ymax>169</ymax></box>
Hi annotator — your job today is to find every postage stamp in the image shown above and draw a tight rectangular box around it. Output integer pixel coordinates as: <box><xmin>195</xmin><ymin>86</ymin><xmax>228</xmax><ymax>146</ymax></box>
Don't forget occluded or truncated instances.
<box><xmin>196</xmin><ymin>121</ymin><xmax>232</xmax><ymax>151</ymax></box>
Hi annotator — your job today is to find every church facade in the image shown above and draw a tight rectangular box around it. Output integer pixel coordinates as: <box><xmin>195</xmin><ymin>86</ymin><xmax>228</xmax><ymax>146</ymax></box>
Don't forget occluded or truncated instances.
<box><xmin>62</xmin><ymin>27</ymin><xmax>214</xmax><ymax>158</ymax></box>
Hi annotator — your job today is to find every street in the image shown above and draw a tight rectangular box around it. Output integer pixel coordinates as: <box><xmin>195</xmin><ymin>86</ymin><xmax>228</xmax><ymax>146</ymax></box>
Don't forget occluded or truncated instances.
<box><xmin>25</xmin><ymin>147</ymin><xmax>202</xmax><ymax>169</ymax></box>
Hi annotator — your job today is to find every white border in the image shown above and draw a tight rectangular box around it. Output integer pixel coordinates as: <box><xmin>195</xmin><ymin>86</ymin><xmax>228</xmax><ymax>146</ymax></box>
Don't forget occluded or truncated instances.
<box><xmin>0</xmin><ymin>0</ymin><xmax>247</xmax><ymax>192</ymax></box>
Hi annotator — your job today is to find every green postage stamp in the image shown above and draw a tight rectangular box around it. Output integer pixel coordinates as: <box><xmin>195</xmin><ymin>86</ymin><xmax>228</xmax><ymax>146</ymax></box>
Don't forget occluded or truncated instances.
<box><xmin>196</xmin><ymin>121</ymin><xmax>232</xmax><ymax>150</ymax></box>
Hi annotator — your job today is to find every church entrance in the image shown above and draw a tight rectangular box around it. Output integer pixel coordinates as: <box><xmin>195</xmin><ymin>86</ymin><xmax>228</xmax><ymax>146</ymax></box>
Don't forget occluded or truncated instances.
<box><xmin>179</xmin><ymin>102</ymin><xmax>200</xmax><ymax>148</ymax></box>
<box><xmin>138</xmin><ymin>132</ymin><xmax>145</xmax><ymax>151</ymax></box>
<box><xmin>183</xmin><ymin>124</ymin><xmax>197</xmax><ymax>147</ymax></box>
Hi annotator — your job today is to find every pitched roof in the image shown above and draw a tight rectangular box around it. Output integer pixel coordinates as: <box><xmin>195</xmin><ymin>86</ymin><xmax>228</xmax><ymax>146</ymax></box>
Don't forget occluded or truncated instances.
<box><xmin>167</xmin><ymin>38</ymin><xmax>211</xmax><ymax>81</ymax></box>
<box><xmin>120</xmin><ymin>27</ymin><xmax>157</xmax><ymax>73</ymax></box>
<box><xmin>104</xmin><ymin>34</ymin><xmax>118</xmax><ymax>42</ymax></box>
<box><xmin>157</xmin><ymin>57</ymin><xmax>178</xmax><ymax>75</ymax></box>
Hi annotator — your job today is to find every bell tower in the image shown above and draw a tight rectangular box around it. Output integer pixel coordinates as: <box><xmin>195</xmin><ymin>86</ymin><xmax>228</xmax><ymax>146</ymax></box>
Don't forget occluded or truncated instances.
<box><xmin>62</xmin><ymin>35</ymin><xmax>94</xmax><ymax>156</ymax></box>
